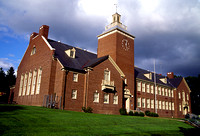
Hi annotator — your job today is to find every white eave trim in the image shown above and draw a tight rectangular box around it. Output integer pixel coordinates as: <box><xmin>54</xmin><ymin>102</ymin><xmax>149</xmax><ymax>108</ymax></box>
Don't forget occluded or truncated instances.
<box><xmin>41</xmin><ymin>36</ymin><xmax>55</xmax><ymax>50</ymax></box>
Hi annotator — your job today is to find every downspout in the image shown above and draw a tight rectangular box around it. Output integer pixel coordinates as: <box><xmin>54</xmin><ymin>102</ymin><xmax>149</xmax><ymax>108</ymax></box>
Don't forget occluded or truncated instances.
<box><xmin>62</xmin><ymin>69</ymin><xmax>69</xmax><ymax>110</ymax></box>
<box><xmin>84</xmin><ymin>68</ymin><xmax>90</xmax><ymax>108</ymax></box>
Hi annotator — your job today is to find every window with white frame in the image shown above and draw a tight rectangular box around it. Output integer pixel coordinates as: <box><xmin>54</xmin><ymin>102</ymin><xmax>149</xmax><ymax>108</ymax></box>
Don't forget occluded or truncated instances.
<box><xmin>171</xmin><ymin>90</ymin><xmax>174</xmax><ymax>97</ymax></box>
<box><xmin>19</xmin><ymin>75</ymin><xmax>24</xmax><ymax>96</ymax></box>
<box><xmin>22</xmin><ymin>73</ymin><xmax>28</xmax><ymax>96</ymax></box>
<box><xmin>187</xmin><ymin>94</ymin><xmax>189</xmax><ymax>101</ymax></box>
<box><xmin>142</xmin><ymin>98</ymin><xmax>145</xmax><ymax>108</ymax></box>
<box><xmin>150</xmin><ymin>85</ymin><xmax>153</xmax><ymax>94</ymax></box>
<box><xmin>31</xmin><ymin>70</ymin><xmax>37</xmax><ymax>95</ymax></box>
<box><xmin>146</xmin><ymin>84</ymin><xmax>150</xmax><ymax>93</ymax></box>
<box><xmin>159</xmin><ymin>101</ymin><xmax>161</xmax><ymax>109</ymax></box>
<box><xmin>156</xmin><ymin>100</ymin><xmax>158</xmax><ymax>109</ymax></box>
<box><xmin>169</xmin><ymin>102</ymin><xmax>171</xmax><ymax>110</ymax></box>
<box><xmin>113</xmin><ymin>95</ymin><xmax>118</xmax><ymax>104</ymax></box>
<box><xmin>72</xmin><ymin>89</ymin><xmax>77</xmax><ymax>99</ymax></box>
<box><xmin>137</xmin><ymin>98</ymin><xmax>141</xmax><ymax>107</ymax></box>
<box><xmin>147</xmin><ymin>99</ymin><xmax>150</xmax><ymax>108</ymax></box>
<box><xmin>182</xmin><ymin>92</ymin><xmax>185</xmax><ymax>101</ymax></box>
<box><xmin>172</xmin><ymin>102</ymin><xmax>174</xmax><ymax>111</ymax></box>
<box><xmin>162</xmin><ymin>88</ymin><xmax>164</xmax><ymax>96</ymax></box>
<box><xmin>166</xmin><ymin>102</ymin><xmax>168</xmax><ymax>110</ymax></box>
<box><xmin>142</xmin><ymin>83</ymin><xmax>145</xmax><ymax>92</ymax></box>
<box><xmin>188</xmin><ymin>106</ymin><xmax>190</xmax><ymax>112</ymax></box>
<box><xmin>162</xmin><ymin>101</ymin><xmax>165</xmax><ymax>110</ymax></box>
<box><xmin>26</xmin><ymin>72</ymin><xmax>32</xmax><ymax>95</ymax></box>
<box><xmin>165</xmin><ymin>89</ymin><xmax>168</xmax><ymax>96</ymax></box>
<box><xmin>36</xmin><ymin>68</ymin><xmax>42</xmax><ymax>94</ymax></box>
<box><xmin>137</xmin><ymin>81</ymin><xmax>141</xmax><ymax>91</ymax></box>
<box><xmin>158</xmin><ymin>87</ymin><xmax>161</xmax><ymax>95</ymax></box>
<box><xmin>93</xmin><ymin>92</ymin><xmax>99</xmax><ymax>103</ymax></box>
<box><xmin>179</xmin><ymin>104</ymin><xmax>182</xmax><ymax>111</ymax></box>
<box><xmin>151</xmin><ymin>99</ymin><xmax>154</xmax><ymax>109</ymax></box>
<box><xmin>168</xmin><ymin>89</ymin><xmax>171</xmax><ymax>97</ymax></box>
<box><xmin>104</xmin><ymin>70</ymin><xmax>110</xmax><ymax>81</ymax></box>
<box><xmin>178</xmin><ymin>92</ymin><xmax>181</xmax><ymax>99</ymax></box>
<box><xmin>104</xmin><ymin>94</ymin><xmax>109</xmax><ymax>104</ymax></box>
<box><xmin>73</xmin><ymin>73</ymin><xmax>78</xmax><ymax>82</ymax></box>
<box><xmin>31</xmin><ymin>46</ymin><xmax>36</xmax><ymax>55</ymax></box>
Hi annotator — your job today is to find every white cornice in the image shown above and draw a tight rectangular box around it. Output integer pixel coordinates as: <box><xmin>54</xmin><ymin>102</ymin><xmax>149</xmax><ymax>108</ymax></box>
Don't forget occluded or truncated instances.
<box><xmin>41</xmin><ymin>36</ymin><xmax>55</xmax><ymax>50</ymax></box>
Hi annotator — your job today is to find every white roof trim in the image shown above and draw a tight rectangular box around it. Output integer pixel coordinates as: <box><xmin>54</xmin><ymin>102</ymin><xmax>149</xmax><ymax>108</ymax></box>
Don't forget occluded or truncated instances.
<box><xmin>41</xmin><ymin>36</ymin><xmax>55</xmax><ymax>50</ymax></box>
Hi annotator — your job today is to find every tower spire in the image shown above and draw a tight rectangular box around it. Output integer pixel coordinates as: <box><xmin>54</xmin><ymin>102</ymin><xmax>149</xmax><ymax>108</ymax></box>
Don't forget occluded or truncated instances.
<box><xmin>114</xmin><ymin>4</ymin><xmax>118</xmax><ymax>13</ymax></box>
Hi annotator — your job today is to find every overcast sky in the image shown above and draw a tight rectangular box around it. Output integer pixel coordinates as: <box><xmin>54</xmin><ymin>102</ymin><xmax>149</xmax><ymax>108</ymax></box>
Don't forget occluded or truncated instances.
<box><xmin>0</xmin><ymin>0</ymin><xmax>200</xmax><ymax>77</ymax></box>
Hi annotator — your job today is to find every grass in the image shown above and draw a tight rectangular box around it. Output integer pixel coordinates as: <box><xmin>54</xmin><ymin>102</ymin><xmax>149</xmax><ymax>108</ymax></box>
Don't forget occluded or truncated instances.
<box><xmin>0</xmin><ymin>104</ymin><xmax>199</xmax><ymax>136</ymax></box>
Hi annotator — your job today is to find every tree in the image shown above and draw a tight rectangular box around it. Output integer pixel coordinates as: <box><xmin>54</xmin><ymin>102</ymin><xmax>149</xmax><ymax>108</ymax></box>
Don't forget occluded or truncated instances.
<box><xmin>6</xmin><ymin>67</ymin><xmax>16</xmax><ymax>87</ymax></box>
<box><xmin>185</xmin><ymin>75</ymin><xmax>200</xmax><ymax>115</ymax></box>
<box><xmin>0</xmin><ymin>67</ymin><xmax>9</xmax><ymax>103</ymax></box>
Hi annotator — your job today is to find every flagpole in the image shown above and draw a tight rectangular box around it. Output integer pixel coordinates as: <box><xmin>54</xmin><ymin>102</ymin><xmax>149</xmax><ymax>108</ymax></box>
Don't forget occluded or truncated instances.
<box><xmin>154</xmin><ymin>59</ymin><xmax>157</xmax><ymax>113</ymax></box>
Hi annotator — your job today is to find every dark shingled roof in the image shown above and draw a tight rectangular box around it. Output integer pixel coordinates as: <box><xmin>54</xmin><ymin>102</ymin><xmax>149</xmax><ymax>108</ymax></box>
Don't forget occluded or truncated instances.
<box><xmin>48</xmin><ymin>39</ymin><xmax>111</xmax><ymax>73</ymax></box>
<box><xmin>168</xmin><ymin>77</ymin><xmax>183</xmax><ymax>88</ymax></box>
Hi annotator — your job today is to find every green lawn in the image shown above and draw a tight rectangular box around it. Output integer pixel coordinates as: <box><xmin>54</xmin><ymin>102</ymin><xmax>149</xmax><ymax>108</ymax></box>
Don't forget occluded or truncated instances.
<box><xmin>0</xmin><ymin>104</ymin><xmax>199</xmax><ymax>136</ymax></box>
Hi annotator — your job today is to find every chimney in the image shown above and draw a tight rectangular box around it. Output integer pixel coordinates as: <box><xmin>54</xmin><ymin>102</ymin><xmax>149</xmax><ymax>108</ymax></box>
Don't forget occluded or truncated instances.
<box><xmin>39</xmin><ymin>25</ymin><xmax>49</xmax><ymax>39</ymax></box>
<box><xmin>167</xmin><ymin>72</ymin><xmax>174</xmax><ymax>79</ymax></box>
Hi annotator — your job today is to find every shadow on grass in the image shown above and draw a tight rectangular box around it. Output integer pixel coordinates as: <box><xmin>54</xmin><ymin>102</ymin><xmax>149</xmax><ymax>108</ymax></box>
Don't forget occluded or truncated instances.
<box><xmin>179</xmin><ymin>127</ymin><xmax>200</xmax><ymax>136</ymax></box>
<box><xmin>0</xmin><ymin>104</ymin><xmax>25</xmax><ymax>112</ymax></box>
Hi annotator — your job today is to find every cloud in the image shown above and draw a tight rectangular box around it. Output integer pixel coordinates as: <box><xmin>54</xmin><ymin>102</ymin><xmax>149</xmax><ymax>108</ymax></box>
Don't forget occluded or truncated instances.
<box><xmin>0</xmin><ymin>58</ymin><xmax>13</xmax><ymax>70</ymax></box>
<box><xmin>0</xmin><ymin>0</ymin><xmax>200</xmax><ymax>77</ymax></box>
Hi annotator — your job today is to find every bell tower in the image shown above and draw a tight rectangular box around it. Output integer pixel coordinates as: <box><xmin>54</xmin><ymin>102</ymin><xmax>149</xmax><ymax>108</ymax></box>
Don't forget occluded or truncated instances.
<box><xmin>97</xmin><ymin>12</ymin><xmax>135</xmax><ymax>111</ymax></box>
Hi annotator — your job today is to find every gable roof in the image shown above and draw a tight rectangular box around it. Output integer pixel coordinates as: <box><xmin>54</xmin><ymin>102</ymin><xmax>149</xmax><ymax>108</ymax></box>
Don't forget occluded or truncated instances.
<box><xmin>48</xmin><ymin>39</ymin><xmax>97</xmax><ymax>72</ymax></box>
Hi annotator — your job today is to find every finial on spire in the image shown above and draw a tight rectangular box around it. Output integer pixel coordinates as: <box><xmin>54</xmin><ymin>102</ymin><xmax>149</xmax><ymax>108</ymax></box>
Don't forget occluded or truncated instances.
<box><xmin>114</xmin><ymin>4</ymin><xmax>118</xmax><ymax>13</ymax></box>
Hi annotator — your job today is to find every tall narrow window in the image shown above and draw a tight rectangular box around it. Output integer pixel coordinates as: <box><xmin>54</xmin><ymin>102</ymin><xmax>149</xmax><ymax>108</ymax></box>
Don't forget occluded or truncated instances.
<box><xmin>142</xmin><ymin>83</ymin><xmax>145</xmax><ymax>92</ymax></box>
<box><xmin>22</xmin><ymin>73</ymin><xmax>28</xmax><ymax>96</ymax></box>
<box><xmin>165</xmin><ymin>89</ymin><xmax>168</xmax><ymax>96</ymax></box>
<box><xmin>172</xmin><ymin>103</ymin><xmax>174</xmax><ymax>110</ymax></box>
<box><xmin>162</xmin><ymin>101</ymin><xmax>165</xmax><ymax>110</ymax></box>
<box><xmin>166</xmin><ymin>102</ymin><xmax>168</xmax><ymax>110</ymax></box>
<box><xmin>151</xmin><ymin>99</ymin><xmax>154</xmax><ymax>109</ymax></box>
<box><xmin>26</xmin><ymin>72</ymin><xmax>32</xmax><ymax>95</ymax></box>
<box><xmin>36</xmin><ymin>68</ymin><xmax>42</xmax><ymax>94</ymax></box>
<box><xmin>137</xmin><ymin>82</ymin><xmax>141</xmax><ymax>91</ymax></box>
<box><xmin>137</xmin><ymin>98</ymin><xmax>141</xmax><ymax>107</ymax></box>
<box><xmin>187</xmin><ymin>94</ymin><xmax>189</xmax><ymax>101</ymax></box>
<box><xmin>158</xmin><ymin>87</ymin><xmax>161</xmax><ymax>95</ymax></box>
<box><xmin>104</xmin><ymin>70</ymin><xmax>110</xmax><ymax>81</ymax></box>
<box><xmin>113</xmin><ymin>95</ymin><xmax>118</xmax><ymax>104</ymax></box>
<box><xmin>72</xmin><ymin>89</ymin><xmax>77</xmax><ymax>99</ymax></box>
<box><xmin>169</xmin><ymin>102</ymin><xmax>171</xmax><ymax>110</ymax></box>
<box><xmin>142</xmin><ymin>98</ymin><xmax>145</xmax><ymax>108</ymax></box>
<box><xmin>73</xmin><ymin>73</ymin><xmax>78</xmax><ymax>82</ymax></box>
<box><xmin>162</xmin><ymin>88</ymin><xmax>164</xmax><ymax>96</ymax></box>
<box><xmin>168</xmin><ymin>89</ymin><xmax>171</xmax><ymax>97</ymax></box>
<box><xmin>19</xmin><ymin>75</ymin><xmax>24</xmax><ymax>96</ymax></box>
<box><xmin>179</xmin><ymin>104</ymin><xmax>182</xmax><ymax>111</ymax></box>
<box><xmin>178</xmin><ymin>92</ymin><xmax>181</xmax><ymax>99</ymax></box>
<box><xmin>147</xmin><ymin>99</ymin><xmax>150</xmax><ymax>108</ymax></box>
<box><xmin>104</xmin><ymin>94</ymin><xmax>109</xmax><ymax>104</ymax></box>
<box><xmin>159</xmin><ymin>101</ymin><xmax>161</xmax><ymax>109</ymax></box>
<box><xmin>150</xmin><ymin>85</ymin><xmax>153</xmax><ymax>94</ymax></box>
<box><xmin>146</xmin><ymin>84</ymin><xmax>150</xmax><ymax>93</ymax></box>
<box><xmin>31</xmin><ymin>70</ymin><xmax>37</xmax><ymax>95</ymax></box>
<box><xmin>93</xmin><ymin>92</ymin><xmax>99</xmax><ymax>103</ymax></box>
<box><xmin>182</xmin><ymin>92</ymin><xmax>185</xmax><ymax>101</ymax></box>
<box><xmin>31</xmin><ymin>47</ymin><xmax>36</xmax><ymax>55</ymax></box>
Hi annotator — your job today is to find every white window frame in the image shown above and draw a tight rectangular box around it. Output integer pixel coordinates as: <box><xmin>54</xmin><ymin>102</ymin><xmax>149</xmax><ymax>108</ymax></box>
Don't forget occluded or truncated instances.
<box><xmin>178</xmin><ymin>92</ymin><xmax>181</xmax><ymax>99</ymax></box>
<box><xmin>36</xmin><ymin>68</ymin><xmax>42</xmax><ymax>94</ymax></box>
<box><xmin>72</xmin><ymin>89</ymin><xmax>77</xmax><ymax>99</ymax></box>
<box><xmin>151</xmin><ymin>99</ymin><xmax>154</xmax><ymax>109</ymax></box>
<box><xmin>159</xmin><ymin>101</ymin><xmax>161</xmax><ymax>109</ymax></box>
<box><xmin>19</xmin><ymin>75</ymin><xmax>24</xmax><ymax>96</ymax></box>
<box><xmin>22</xmin><ymin>73</ymin><xmax>28</xmax><ymax>96</ymax></box>
<box><xmin>169</xmin><ymin>102</ymin><xmax>171</xmax><ymax>110</ymax></box>
<box><xmin>162</xmin><ymin>88</ymin><xmax>164</xmax><ymax>96</ymax></box>
<box><xmin>179</xmin><ymin>104</ymin><xmax>182</xmax><ymax>111</ymax></box>
<box><xmin>162</xmin><ymin>101</ymin><xmax>165</xmax><ymax>110</ymax></box>
<box><xmin>150</xmin><ymin>85</ymin><xmax>153</xmax><ymax>94</ymax></box>
<box><xmin>137</xmin><ymin>98</ymin><xmax>141</xmax><ymax>107</ymax></box>
<box><xmin>146</xmin><ymin>84</ymin><xmax>150</xmax><ymax>93</ymax></box>
<box><xmin>147</xmin><ymin>99</ymin><xmax>150</xmax><ymax>108</ymax></box>
<box><xmin>187</xmin><ymin>94</ymin><xmax>189</xmax><ymax>101</ymax></box>
<box><xmin>31</xmin><ymin>46</ymin><xmax>36</xmax><ymax>55</ymax></box>
<box><xmin>137</xmin><ymin>81</ymin><xmax>141</xmax><ymax>91</ymax></box>
<box><xmin>142</xmin><ymin>98</ymin><xmax>145</xmax><ymax>108</ymax></box>
<box><xmin>182</xmin><ymin>92</ymin><xmax>185</xmax><ymax>101</ymax></box>
<box><xmin>142</xmin><ymin>83</ymin><xmax>145</xmax><ymax>92</ymax></box>
<box><xmin>93</xmin><ymin>92</ymin><xmax>99</xmax><ymax>103</ymax></box>
<box><xmin>171</xmin><ymin>90</ymin><xmax>174</xmax><ymax>97</ymax></box>
<box><xmin>172</xmin><ymin>103</ymin><xmax>174</xmax><ymax>111</ymax></box>
<box><xmin>166</xmin><ymin>102</ymin><xmax>168</xmax><ymax>110</ymax></box>
<box><xmin>26</xmin><ymin>72</ymin><xmax>32</xmax><ymax>95</ymax></box>
<box><xmin>158</xmin><ymin>87</ymin><xmax>161</xmax><ymax>95</ymax></box>
<box><xmin>73</xmin><ymin>73</ymin><xmax>78</xmax><ymax>82</ymax></box>
<box><xmin>165</xmin><ymin>89</ymin><xmax>168</xmax><ymax>96</ymax></box>
<box><xmin>104</xmin><ymin>94</ymin><xmax>109</xmax><ymax>104</ymax></box>
<box><xmin>113</xmin><ymin>95</ymin><xmax>118</xmax><ymax>104</ymax></box>
<box><xmin>31</xmin><ymin>70</ymin><xmax>37</xmax><ymax>95</ymax></box>
<box><xmin>104</xmin><ymin>69</ymin><xmax>110</xmax><ymax>81</ymax></box>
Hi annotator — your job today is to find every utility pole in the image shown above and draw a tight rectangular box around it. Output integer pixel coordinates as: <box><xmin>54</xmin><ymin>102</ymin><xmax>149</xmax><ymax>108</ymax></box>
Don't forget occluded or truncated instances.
<box><xmin>154</xmin><ymin>59</ymin><xmax>157</xmax><ymax>113</ymax></box>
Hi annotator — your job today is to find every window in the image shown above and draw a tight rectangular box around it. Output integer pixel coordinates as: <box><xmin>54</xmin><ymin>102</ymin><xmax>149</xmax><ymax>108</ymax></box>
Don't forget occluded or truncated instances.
<box><xmin>73</xmin><ymin>73</ymin><xmax>78</xmax><ymax>82</ymax></box>
<box><xmin>22</xmin><ymin>73</ymin><xmax>28</xmax><ymax>96</ymax></box>
<box><xmin>147</xmin><ymin>99</ymin><xmax>150</xmax><ymax>108</ymax></box>
<box><xmin>162</xmin><ymin>88</ymin><xmax>164</xmax><ymax>96</ymax></box>
<box><xmin>137</xmin><ymin>82</ymin><xmax>141</xmax><ymax>91</ymax></box>
<box><xmin>156</xmin><ymin>100</ymin><xmax>158</xmax><ymax>109</ymax></box>
<box><xmin>165</xmin><ymin>89</ymin><xmax>168</xmax><ymax>96</ymax></box>
<box><xmin>36</xmin><ymin>68</ymin><xmax>42</xmax><ymax>94</ymax></box>
<box><xmin>179</xmin><ymin>104</ymin><xmax>182</xmax><ymax>111</ymax></box>
<box><xmin>113</xmin><ymin>95</ymin><xmax>118</xmax><ymax>104</ymax></box>
<box><xmin>137</xmin><ymin>98</ymin><xmax>141</xmax><ymax>107</ymax></box>
<box><xmin>26</xmin><ymin>72</ymin><xmax>32</xmax><ymax>95</ymax></box>
<box><xmin>178</xmin><ymin>92</ymin><xmax>181</xmax><ymax>99</ymax></box>
<box><xmin>187</xmin><ymin>94</ymin><xmax>189</xmax><ymax>101</ymax></box>
<box><xmin>31</xmin><ymin>70</ymin><xmax>37</xmax><ymax>95</ymax></box>
<box><xmin>171</xmin><ymin>90</ymin><xmax>174</xmax><ymax>97</ymax></box>
<box><xmin>182</xmin><ymin>92</ymin><xmax>185</xmax><ymax>101</ymax></box>
<box><xmin>70</xmin><ymin>50</ymin><xmax>74</xmax><ymax>58</ymax></box>
<box><xmin>168</xmin><ymin>89</ymin><xmax>171</xmax><ymax>97</ymax></box>
<box><xmin>150</xmin><ymin>85</ymin><xmax>153</xmax><ymax>94</ymax></box>
<box><xmin>146</xmin><ymin>84</ymin><xmax>150</xmax><ymax>93</ymax></box>
<box><xmin>31</xmin><ymin>47</ymin><xmax>36</xmax><ymax>55</ymax></box>
<box><xmin>142</xmin><ymin>98</ymin><xmax>145</xmax><ymax>108</ymax></box>
<box><xmin>158</xmin><ymin>87</ymin><xmax>161</xmax><ymax>95</ymax></box>
<box><xmin>19</xmin><ymin>75</ymin><xmax>24</xmax><ymax>96</ymax></box>
<box><xmin>155</xmin><ymin>86</ymin><xmax>157</xmax><ymax>94</ymax></box>
<box><xmin>172</xmin><ymin>103</ymin><xmax>174</xmax><ymax>111</ymax></box>
<box><xmin>93</xmin><ymin>92</ymin><xmax>99</xmax><ymax>103</ymax></box>
<box><xmin>104</xmin><ymin>70</ymin><xmax>110</xmax><ymax>81</ymax></box>
<box><xmin>169</xmin><ymin>102</ymin><xmax>171</xmax><ymax>110</ymax></box>
<box><xmin>159</xmin><ymin>101</ymin><xmax>161</xmax><ymax>109</ymax></box>
<box><xmin>162</xmin><ymin>101</ymin><xmax>165</xmax><ymax>110</ymax></box>
<box><xmin>72</xmin><ymin>89</ymin><xmax>77</xmax><ymax>99</ymax></box>
<box><xmin>142</xmin><ymin>83</ymin><xmax>145</xmax><ymax>92</ymax></box>
<box><xmin>166</xmin><ymin>102</ymin><xmax>168</xmax><ymax>110</ymax></box>
<box><xmin>104</xmin><ymin>94</ymin><xmax>109</xmax><ymax>104</ymax></box>
<box><xmin>151</xmin><ymin>99</ymin><xmax>154</xmax><ymax>109</ymax></box>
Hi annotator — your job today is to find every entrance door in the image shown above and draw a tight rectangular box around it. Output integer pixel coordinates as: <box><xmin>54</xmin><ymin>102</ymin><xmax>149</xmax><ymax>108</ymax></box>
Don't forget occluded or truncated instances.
<box><xmin>126</xmin><ymin>97</ymin><xmax>130</xmax><ymax>113</ymax></box>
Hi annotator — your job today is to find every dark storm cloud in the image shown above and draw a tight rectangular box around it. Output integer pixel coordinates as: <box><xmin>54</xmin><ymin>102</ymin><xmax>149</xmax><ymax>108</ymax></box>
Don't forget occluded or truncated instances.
<box><xmin>0</xmin><ymin>0</ymin><xmax>200</xmax><ymax>77</ymax></box>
